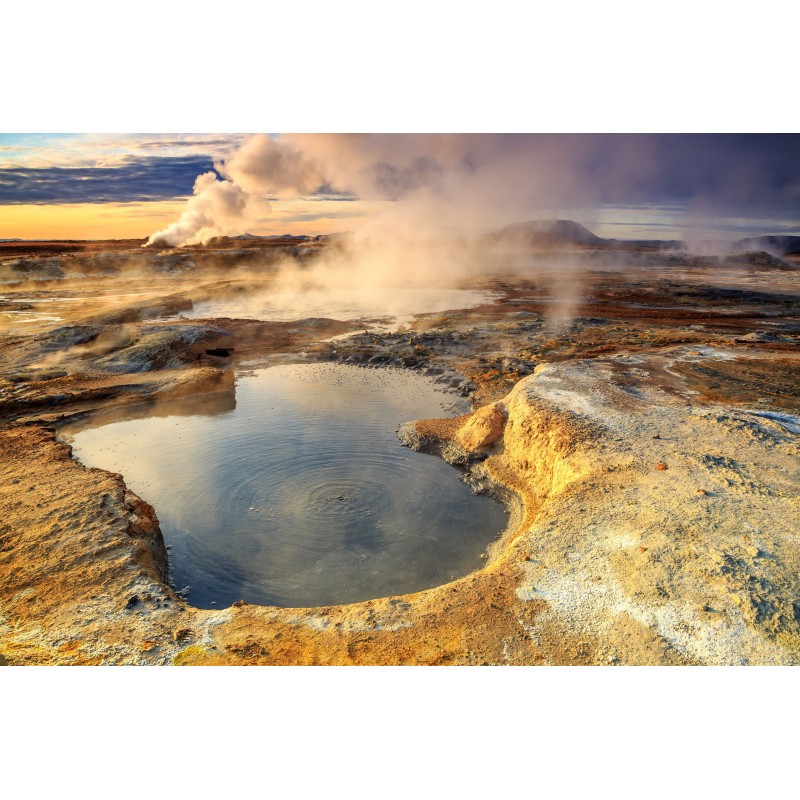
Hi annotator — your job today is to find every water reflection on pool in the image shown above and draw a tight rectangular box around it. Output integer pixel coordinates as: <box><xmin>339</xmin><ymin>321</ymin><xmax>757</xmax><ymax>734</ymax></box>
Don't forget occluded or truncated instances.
<box><xmin>61</xmin><ymin>364</ymin><xmax>508</xmax><ymax>609</ymax></box>
<box><xmin>177</xmin><ymin>286</ymin><xmax>498</xmax><ymax>330</ymax></box>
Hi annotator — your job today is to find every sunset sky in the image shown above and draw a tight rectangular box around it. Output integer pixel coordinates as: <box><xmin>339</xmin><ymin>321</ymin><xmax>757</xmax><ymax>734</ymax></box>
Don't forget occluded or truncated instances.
<box><xmin>1</xmin><ymin>133</ymin><xmax>798</xmax><ymax>242</ymax></box>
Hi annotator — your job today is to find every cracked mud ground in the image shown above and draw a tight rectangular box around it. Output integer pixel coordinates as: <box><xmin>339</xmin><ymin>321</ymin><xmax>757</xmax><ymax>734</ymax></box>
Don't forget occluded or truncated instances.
<box><xmin>1</xmin><ymin>240</ymin><xmax>798</xmax><ymax>665</ymax></box>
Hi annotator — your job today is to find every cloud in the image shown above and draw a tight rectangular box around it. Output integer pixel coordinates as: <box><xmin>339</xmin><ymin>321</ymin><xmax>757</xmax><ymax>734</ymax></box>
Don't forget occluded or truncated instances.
<box><xmin>145</xmin><ymin>134</ymin><xmax>800</xmax><ymax>248</ymax></box>
<box><xmin>219</xmin><ymin>134</ymin><xmax>326</xmax><ymax>196</ymax></box>
<box><xmin>139</xmin><ymin>134</ymin><xmax>800</xmax><ymax>336</ymax></box>
<box><xmin>0</xmin><ymin>133</ymin><xmax>246</xmax><ymax>173</ymax></box>
<box><xmin>0</xmin><ymin>155</ymin><xmax>217</xmax><ymax>204</ymax></box>
<box><xmin>4</xmin><ymin>133</ymin><xmax>798</xmax><ymax>246</ymax></box>
<box><xmin>143</xmin><ymin>171</ymin><xmax>256</xmax><ymax>246</ymax></box>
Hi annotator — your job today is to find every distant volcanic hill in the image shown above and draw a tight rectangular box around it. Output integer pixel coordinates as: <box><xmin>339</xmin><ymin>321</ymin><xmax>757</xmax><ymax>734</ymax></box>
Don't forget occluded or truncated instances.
<box><xmin>234</xmin><ymin>233</ymin><xmax>311</xmax><ymax>242</ymax></box>
<box><xmin>227</xmin><ymin>224</ymin><xmax>800</xmax><ymax>257</ymax></box>
<box><xmin>491</xmin><ymin>219</ymin><xmax>605</xmax><ymax>247</ymax></box>
<box><xmin>263</xmin><ymin>234</ymin><xmax>311</xmax><ymax>241</ymax></box>
<box><xmin>731</xmin><ymin>235</ymin><xmax>800</xmax><ymax>257</ymax></box>
<box><xmin>487</xmin><ymin>220</ymin><xmax>799</xmax><ymax>263</ymax></box>
<box><xmin>488</xmin><ymin>219</ymin><xmax>682</xmax><ymax>251</ymax></box>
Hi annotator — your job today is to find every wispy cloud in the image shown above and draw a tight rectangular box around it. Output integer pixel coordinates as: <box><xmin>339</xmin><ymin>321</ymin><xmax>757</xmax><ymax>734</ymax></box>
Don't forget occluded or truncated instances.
<box><xmin>0</xmin><ymin>133</ymin><xmax>244</xmax><ymax>169</ymax></box>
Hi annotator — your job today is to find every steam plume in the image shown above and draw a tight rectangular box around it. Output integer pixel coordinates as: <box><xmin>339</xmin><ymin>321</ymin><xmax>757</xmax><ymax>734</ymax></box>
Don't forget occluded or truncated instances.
<box><xmin>146</xmin><ymin>133</ymin><xmax>800</xmax><ymax>252</ymax></box>
<box><xmin>145</xmin><ymin>135</ymin><xmax>800</xmax><ymax>330</ymax></box>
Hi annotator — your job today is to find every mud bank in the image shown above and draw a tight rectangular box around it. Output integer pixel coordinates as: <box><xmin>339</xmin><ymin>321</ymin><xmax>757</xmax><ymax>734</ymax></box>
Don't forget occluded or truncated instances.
<box><xmin>2</xmin><ymin>345</ymin><xmax>798</xmax><ymax>665</ymax></box>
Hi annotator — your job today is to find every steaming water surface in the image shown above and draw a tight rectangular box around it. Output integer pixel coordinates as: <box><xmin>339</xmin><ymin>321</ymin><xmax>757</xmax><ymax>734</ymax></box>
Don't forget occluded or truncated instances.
<box><xmin>62</xmin><ymin>364</ymin><xmax>507</xmax><ymax>608</ymax></box>
<box><xmin>179</xmin><ymin>287</ymin><xmax>498</xmax><ymax>329</ymax></box>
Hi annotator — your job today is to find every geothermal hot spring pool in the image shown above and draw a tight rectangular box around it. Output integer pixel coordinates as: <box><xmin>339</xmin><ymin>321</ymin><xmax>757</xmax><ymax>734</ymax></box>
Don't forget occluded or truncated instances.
<box><xmin>61</xmin><ymin>364</ymin><xmax>508</xmax><ymax>609</ymax></box>
<box><xmin>175</xmin><ymin>286</ymin><xmax>499</xmax><ymax>329</ymax></box>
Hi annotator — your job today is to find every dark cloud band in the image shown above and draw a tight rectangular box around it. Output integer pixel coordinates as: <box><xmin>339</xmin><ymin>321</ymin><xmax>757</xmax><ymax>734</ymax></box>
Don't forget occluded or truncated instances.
<box><xmin>0</xmin><ymin>155</ymin><xmax>217</xmax><ymax>204</ymax></box>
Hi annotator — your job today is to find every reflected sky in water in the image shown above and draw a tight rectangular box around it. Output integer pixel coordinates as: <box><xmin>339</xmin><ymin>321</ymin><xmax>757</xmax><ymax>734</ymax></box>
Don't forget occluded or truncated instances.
<box><xmin>177</xmin><ymin>287</ymin><xmax>498</xmax><ymax>330</ymax></box>
<box><xmin>62</xmin><ymin>364</ymin><xmax>508</xmax><ymax>608</ymax></box>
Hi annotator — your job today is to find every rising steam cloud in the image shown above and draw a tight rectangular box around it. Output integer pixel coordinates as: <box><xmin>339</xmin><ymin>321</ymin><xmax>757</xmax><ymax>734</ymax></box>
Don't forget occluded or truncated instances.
<box><xmin>147</xmin><ymin>133</ymin><xmax>800</xmax><ymax>250</ymax></box>
<box><xmin>145</xmin><ymin>133</ymin><xmax>664</xmax><ymax>248</ymax></box>
<box><xmin>145</xmin><ymin>134</ymin><xmax>800</xmax><ymax>330</ymax></box>
<box><xmin>144</xmin><ymin>134</ymin><xmax>654</xmax><ymax>325</ymax></box>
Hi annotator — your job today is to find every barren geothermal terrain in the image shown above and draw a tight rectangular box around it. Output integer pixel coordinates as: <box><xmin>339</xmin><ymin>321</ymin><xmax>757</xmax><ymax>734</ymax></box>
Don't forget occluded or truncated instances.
<box><xmin>1</xmin><ymin>224</ymin><xmax>799</xmax><ymax>666</ymax></box>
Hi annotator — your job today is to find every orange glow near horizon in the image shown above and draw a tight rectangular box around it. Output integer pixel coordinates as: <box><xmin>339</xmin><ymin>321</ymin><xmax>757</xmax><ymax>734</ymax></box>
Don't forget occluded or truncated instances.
<box><xmin>0</xmin><ymin>201</ymin><xmax>189</xmax><ymax>241</ymax></box>
<box><xmin>0</xmin><ymin>198</ymin><xmax>385</xmax><ymax>241</ymax></box>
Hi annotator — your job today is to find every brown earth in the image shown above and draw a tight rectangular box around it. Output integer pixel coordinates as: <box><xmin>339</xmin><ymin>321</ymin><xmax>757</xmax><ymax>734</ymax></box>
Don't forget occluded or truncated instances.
<box><xmin>1</xmin><ymin>242</ymin><xmax>798</xmax><ymax>665</ymax></box>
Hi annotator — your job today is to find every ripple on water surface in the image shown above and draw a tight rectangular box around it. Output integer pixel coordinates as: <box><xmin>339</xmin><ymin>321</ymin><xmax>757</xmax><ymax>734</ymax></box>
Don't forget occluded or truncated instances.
<box><xmin>62</xmin><ymin>364</ymin><xmax>508</xmax><ymax>608</ymax></box>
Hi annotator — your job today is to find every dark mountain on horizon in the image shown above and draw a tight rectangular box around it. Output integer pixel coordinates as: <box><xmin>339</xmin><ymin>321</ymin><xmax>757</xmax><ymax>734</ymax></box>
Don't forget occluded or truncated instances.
<box><xmin>493</xmin><ymin>219</ymin><xmax>605</xmax><ymax>247</ymax></box>
<box><xmin>233</xmin><ymin>233</ymin><xmax>310</xmax><ymax>241</ymax></box>
<box><xmin>489</xmin><ymin>219</ymin><xmax>800</xmax><ymax>258</ymax></box>
<box><xmin>489</xmin><ymin>219</ymin><xmax>691</xmax><ymax>251</ymax></box>
<box><xmin>490</xmin><ymin>219</ymin><xmax>682</xmax><ymax>250</ymax></box>
<box><xmin>732</xmin><ymin>235</ymin><xmax>800</xmax><ymax>257</ymax></box>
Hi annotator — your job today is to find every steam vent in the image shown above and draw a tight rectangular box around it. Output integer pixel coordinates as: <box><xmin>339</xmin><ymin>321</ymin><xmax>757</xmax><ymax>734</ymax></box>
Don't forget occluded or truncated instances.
<box><xmin>1</xmin><ymin>133</ymin><xmax>799</xmax><ymax>666</ymax></box>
